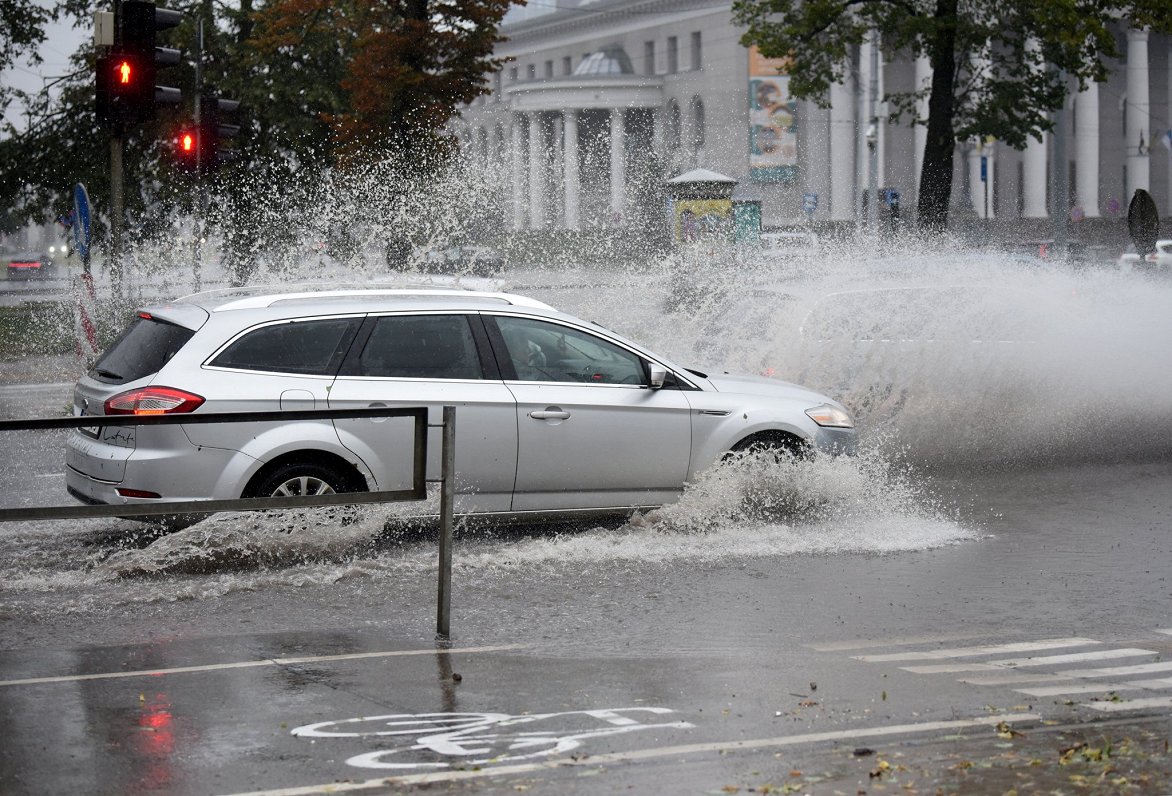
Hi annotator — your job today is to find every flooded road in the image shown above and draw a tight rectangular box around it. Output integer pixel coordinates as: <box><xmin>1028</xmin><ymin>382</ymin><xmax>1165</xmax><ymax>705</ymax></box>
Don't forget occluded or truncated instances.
<box><xmin>2</xmin><ymin>254</ymin><xmax>1171</xmax><ymax>793</ymax></box>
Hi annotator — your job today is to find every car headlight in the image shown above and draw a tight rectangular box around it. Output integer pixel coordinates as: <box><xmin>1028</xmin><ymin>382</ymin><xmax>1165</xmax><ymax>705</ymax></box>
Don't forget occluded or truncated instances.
<box><xmin>805</xmin><ymin>403</ymin><xmax>854</xmax><ymax>428</ymax></box>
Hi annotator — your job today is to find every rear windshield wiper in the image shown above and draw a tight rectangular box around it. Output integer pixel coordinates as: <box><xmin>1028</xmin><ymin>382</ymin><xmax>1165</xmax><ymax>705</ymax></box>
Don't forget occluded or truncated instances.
<box><xmin>93</xmin><ymin>367</ymin><xmax>122</xmax><ymax>380</ymax></box>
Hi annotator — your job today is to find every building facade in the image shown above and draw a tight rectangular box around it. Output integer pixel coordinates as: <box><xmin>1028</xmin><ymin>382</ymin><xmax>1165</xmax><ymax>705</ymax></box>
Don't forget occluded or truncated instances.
<box><xmin>456</xmin><ymin>0</ymin><xmax>1172</xmax><ymax>231</ymax></box>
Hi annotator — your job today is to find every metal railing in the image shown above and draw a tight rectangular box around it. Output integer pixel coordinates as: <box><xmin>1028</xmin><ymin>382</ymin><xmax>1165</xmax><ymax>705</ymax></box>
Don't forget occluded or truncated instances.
<box><xmin>0</xmin><ymin>404</ymin><xmax>459</xmax><ymax>636</ymax></box>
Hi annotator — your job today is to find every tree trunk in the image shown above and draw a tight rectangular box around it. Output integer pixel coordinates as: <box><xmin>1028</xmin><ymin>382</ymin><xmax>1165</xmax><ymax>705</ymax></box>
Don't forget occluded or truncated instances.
<box><xmin>916</xmin><ymin>0</ymin><xmax>959</xmax><ymax>234</ymax></box>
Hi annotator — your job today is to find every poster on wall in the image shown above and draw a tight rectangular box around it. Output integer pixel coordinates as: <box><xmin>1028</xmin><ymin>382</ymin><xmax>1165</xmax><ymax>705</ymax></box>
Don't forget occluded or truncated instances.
<box><xmin>673</xmin><ymin>198</ymin><xmax>733</xmax><ymax>243</ymax></box>
<box><xmin>748</xmin><ymin>47</ymin><xmax>798</xmax><ymax>183</ymax></box>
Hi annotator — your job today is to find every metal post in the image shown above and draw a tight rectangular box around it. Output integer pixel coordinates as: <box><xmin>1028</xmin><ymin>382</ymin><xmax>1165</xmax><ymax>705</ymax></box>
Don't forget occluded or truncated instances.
<box><xmin>436</xmin><ymin>406</ymin><xmax>456</xmax><ymax>639</ymax></box>
<box><xmin>192</xmin><ymin>18</ymin><xmax>204</xmax><ymax>292</ymax></box>
<box><xmin>866</xmin><ymin>31</ymin><xmax>880</xmax><ymax>242</ymax></box>
<box><xmin>110</xmin><ymin>132</ymin><xmax>123</xmax><ymax>296</ymax></box>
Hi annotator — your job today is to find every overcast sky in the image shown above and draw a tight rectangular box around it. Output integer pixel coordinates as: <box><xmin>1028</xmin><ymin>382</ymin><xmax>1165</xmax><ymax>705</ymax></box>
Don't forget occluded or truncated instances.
<box><xmin>2</xmin><ymin>9</ymin><xmax>88</xmax><ymax>131</ymax></box>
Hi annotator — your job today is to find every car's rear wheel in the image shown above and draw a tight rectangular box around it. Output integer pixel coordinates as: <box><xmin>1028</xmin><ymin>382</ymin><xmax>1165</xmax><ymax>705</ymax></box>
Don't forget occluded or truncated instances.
<box><xmin>245</xmin><ymin>462</ymin><xmax>358</xmax><ymax>499</ymax></box>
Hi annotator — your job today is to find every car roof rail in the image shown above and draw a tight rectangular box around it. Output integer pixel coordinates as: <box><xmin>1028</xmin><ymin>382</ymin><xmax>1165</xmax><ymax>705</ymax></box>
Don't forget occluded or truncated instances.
<box><xmin>175</xmin><ymin>283</ymin><xmax>553</xmax><ymax>312</ymax></box>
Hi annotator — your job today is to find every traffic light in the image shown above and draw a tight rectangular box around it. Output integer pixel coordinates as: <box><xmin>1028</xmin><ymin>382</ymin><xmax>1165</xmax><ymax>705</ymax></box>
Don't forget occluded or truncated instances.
<box><xmin>199</xmin><ymin>91</ymin><xmax>242</xmax><ymax>172</ymax></box>
<box><xmin>97</xmin><ymin>1</ymin><xmax>183</xmax><ymax>125</ymax></box>
<box><xmin>174</xmin><ymin>127</ymin><xmax>198</xmax><ymax>173</ymax></box>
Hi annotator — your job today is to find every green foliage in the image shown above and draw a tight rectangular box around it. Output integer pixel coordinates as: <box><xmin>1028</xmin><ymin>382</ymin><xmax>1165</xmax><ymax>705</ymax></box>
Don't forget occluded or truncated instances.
<box><xmin>732</xmin><ymin>0</ymin><xmax>1172</xmax><ymax>230</ymax></box>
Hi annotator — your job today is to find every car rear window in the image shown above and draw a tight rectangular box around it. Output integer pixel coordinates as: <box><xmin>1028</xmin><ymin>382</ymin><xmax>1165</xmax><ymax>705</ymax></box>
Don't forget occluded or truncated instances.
<box><xmin>91</xmin><ymin>315</ymin><xmax>196</xmax><ymax>384</ymax></box>
<box><xmin>210</xmin><ymin>317</ymin><xmax>360</xmax><ymax>375</ymax></box>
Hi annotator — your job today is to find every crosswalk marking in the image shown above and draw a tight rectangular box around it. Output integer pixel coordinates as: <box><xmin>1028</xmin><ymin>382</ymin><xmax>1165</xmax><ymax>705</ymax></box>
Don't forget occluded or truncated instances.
<box><xmin>985</xmin><ymin>648</ymin><xmax>1157</xmax><ymax>668</ymax></box>
<box><xmin>823</xmin><ymin>630</ymin><xmax>1172</xmax><ymax>715</ymax></box>
<box><xmin>1055</xmin><ymin>661</ymin><xmax>1172</xmax><ymax>679</ymax></box>
<box><xmin>806</xmin><ymin>633</ymin><xmax>991</xmax><ymax>653</ymax></box>
<box><xmin>958</xmin><ymin>672</ymin><xmax>1077</xmax><ymax>686</ymax></box>
<box><xmin>1085</xmin><ymin>695</ymin><xmax>1172</xmax><ymax>713</ymax></box>
<box><xmin>852</xmin><ymin>638</ymin><xmax>1098</xmax><ymax>663</ymax></box>
<box><xmin>1014</xmin><ymin>682</ymin><xmax>1147</xmax><ymax>697</ymax></box>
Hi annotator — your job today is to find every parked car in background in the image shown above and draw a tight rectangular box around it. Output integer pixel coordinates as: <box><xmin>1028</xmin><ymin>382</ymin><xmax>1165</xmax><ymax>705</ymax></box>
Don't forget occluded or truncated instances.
<box><xmin>65</xmin><ymin>286</ymin><xmax>855</xmax><ymax>520</ymax></box>
<box><xmin>1118</xmin><ymin>239</ymin><xmax>1172</xmax><ymax>273</ymax></box>
<box><xmin>6</xmin><ymin>251</ymin><xmax>55</xmax><ymax>279</ymax></box>
<box><xmin>758</xmin><ymin>230</ymin><xmax>820</xmax><ymax>261</ymax></box>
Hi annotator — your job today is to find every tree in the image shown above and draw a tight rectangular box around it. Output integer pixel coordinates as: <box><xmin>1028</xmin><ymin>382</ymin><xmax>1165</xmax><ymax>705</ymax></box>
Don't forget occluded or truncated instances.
<box><xmin>732</xmin><ymin>0</ymin><xmax>1172</xmax><ymax>232</ymax></box>
<box><xmin>249</xmin><ymin>0</ymin><xmax>517</xmax><ymax>165</ymax></box>
<box><xmin>0</xmin><ymin>0</ymin><xmax>54</xmax><ymax>117</ymax></box>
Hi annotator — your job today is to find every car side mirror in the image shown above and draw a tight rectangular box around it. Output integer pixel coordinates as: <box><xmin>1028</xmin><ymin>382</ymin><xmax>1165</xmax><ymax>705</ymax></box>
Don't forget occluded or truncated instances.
<box><xmin>647</xmin><ymin>363</ymin><xmax>668</xmax><ymax>389</ymax></box>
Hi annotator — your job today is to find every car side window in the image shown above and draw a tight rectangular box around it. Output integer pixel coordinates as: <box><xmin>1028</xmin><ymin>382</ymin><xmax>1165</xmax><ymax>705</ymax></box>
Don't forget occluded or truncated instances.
<box><xmin>357</xmin><ymin>314</ymin><xmax>484</xmax><ymax>379</ymax></box>
<box><xmin>494</xmin><ymin>316</ymin><xmax>646</xmax><ymax>385</ymax></box>
<box><xmin>209</xmin><ymin>318</ymin><xmax>359</xmax><ymax>375</ymax></box>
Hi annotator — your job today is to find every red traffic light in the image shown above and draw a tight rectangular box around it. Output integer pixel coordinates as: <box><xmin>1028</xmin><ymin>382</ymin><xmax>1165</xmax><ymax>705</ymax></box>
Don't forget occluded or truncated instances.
<box><xmin>180</xmin><ymin>132</ymin><xmax>194</xmax><ymax>152</ymax></box>
<box><xmin>117</xmin><ymin>60</ymin><xmax>132</xmax><ymax>84</ymax></box>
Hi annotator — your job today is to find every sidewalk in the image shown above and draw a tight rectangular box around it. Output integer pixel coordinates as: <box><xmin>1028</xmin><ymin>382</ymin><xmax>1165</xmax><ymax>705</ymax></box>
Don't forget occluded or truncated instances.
<box><xmin>0</xmin><ymin>354</ymin><xmax>80</xmax><ymax>386</ymax></box>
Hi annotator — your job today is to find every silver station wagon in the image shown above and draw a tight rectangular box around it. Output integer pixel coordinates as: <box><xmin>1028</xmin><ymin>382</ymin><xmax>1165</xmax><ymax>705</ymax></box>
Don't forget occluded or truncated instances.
<box><xmin>66</xmin><ymin>287</ymin><xmax>855</xmax><ymax>517</ymax></box>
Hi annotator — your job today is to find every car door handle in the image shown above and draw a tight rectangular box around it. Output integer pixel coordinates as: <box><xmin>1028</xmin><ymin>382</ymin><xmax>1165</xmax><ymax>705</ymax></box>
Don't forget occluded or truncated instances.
<box><xmin>530</xmin><ymin>409</ymin><xmax>570</xmax><ymax>420</ymax></box>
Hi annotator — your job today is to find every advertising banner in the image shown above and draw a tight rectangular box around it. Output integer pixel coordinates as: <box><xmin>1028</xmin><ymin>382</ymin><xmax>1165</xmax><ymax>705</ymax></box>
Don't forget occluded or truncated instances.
<box><xmin>748</xmin><ymin>47</ymin><xmax>797</xmax><ymax>183</ymax></box>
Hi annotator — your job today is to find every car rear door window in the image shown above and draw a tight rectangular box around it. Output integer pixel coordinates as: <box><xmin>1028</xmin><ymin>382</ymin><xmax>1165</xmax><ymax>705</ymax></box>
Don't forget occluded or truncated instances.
<box><xmin>355</xmin><ymin>314</ymin><xmax>484</xmax><ymax>379</ymax></box>
<box><xmin>209</xmin><ymin>317</ymin><xmax>359</xmax><ymax>375</ymax></box>
<box><xmin>91</xmin><ymin>315</ymin><xmax>196</xmax><ymax>384</ymax></box>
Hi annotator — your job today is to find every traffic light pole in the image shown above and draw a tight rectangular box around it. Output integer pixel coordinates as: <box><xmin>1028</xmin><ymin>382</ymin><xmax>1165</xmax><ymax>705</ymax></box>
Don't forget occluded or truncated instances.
<box><xmin>191</xmin><ymin>17</ymin><xmax>204</xmax><ymax>292</ymax></box>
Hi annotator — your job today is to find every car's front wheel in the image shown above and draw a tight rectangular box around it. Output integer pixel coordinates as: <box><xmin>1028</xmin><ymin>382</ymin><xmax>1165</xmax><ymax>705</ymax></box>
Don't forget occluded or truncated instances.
<box><xmin>244</xmin><ymin>461</ymin><xmax>359</xmax><ymax>499</ymax></box>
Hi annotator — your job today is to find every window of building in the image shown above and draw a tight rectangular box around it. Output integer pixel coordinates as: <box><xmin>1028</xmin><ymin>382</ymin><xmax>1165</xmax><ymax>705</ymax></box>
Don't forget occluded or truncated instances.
<box><xmin>527</xmin><ymin>63</ymin><xmax>536</xmax><ymax>80</ymax></box>
<box><xmin>544</xmin><ymin>60</ymin><xmax>553</xmax><ymax>78</ymax></box>
<box><xmin>509</xmin><ymin>66</ymin><xmax>518</xmax><ymax>82</ymax></box>
<box><xmin>667</xmin><ymin>99</ymin><xmax>681</xmax><ymax>150</ymax></box>
<box><xmin>690</xmin><ymin>96</ymin><xmax>705</xmax><ymax>151</ymax></box>
<box><xmin>644</xmin><ymin>40</ymin><xmax>656</xmax><ymax>75</ymax></box>
<box><xmin>493</xmin><ymin>71</ymin><xmax>502</xmax><ymax>96</ymax></box>
<box><xmin>667</xmin><ymin>36</ymin><xmax>678</xmax><ymax>73</ymax></box>
<box><xmin>690</xmin><ymin>31</ymin><xmax>702</xmax><ymax>70</ymax></box>
<box><xmin>563</xmin><ymin>56</ymin><xmax>573</xmax><ymax>75</ymax></box>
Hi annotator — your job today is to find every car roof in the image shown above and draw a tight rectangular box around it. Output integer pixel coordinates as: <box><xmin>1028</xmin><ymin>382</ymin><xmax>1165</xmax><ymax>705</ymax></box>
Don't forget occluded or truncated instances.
<box><xmin>171</xmin><ymin>283</ymin><xmax>554</xmax><ymax>314</ymax></box>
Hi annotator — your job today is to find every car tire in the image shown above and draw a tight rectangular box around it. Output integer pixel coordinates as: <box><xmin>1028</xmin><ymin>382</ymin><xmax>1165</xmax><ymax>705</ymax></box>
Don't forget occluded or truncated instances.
<box><xmin>729</xmin><ymin>432</ymin><xmax>811</xmax><ymax>461</ymax></box>
<box><xmin>245</xmin><ymin>462</ymin><xmax>359</xmax><ymax>499</ymax></box>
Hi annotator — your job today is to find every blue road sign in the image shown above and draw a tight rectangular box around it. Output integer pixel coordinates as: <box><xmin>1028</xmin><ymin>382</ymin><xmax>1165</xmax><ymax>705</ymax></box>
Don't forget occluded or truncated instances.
<box><xmin>72</xmin><ymin>183</ymin><xmax>92</xmax><ymax>267</ymax></box>
<box><xmin>802</xmin><ymin>193</ymin><xmax>818</xmax><ymax>215</ymax></box>
<box><xmin>980</xmin><ymin>156</ymin><xmax>988</xmax><ymax>183</ymax></box>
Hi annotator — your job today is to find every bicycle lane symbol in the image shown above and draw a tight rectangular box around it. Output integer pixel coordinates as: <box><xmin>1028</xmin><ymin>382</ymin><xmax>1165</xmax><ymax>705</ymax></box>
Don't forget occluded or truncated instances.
<box><xmin>290</xmin><ymin>707</ymin><xmax>696</xmax><ymax>770</ymax></box>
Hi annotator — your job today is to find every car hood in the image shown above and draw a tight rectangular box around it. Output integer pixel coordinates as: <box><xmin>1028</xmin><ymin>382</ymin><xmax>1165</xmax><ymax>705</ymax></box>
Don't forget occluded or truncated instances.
<box><xmin>703</xmin><ymin>371</ymin><xmax>834</xmax><ymax>405</ymax></box>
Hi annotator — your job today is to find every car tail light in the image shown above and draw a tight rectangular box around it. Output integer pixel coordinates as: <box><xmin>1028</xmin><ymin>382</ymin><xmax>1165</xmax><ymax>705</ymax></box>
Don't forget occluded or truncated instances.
<box><xmin>105</xmin><ymin>386</ymin><xmax>205</xmax><ymax>415</ymax></box>
<box><xmin>116</xmin><ymin>488</ymin><xmax>162</xmax><ymax>499</ymax></box>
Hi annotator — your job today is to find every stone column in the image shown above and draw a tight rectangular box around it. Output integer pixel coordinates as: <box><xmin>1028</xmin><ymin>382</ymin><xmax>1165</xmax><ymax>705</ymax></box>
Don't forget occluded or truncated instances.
<box><xmin>511</xmin><ymin>114</ymin><xmax>526</xmax><ymax>231</ymax></box>
<box><xmin>829</xmin><ymin>78</ymin><xmax>855</xmax><ymax>221</ymax></box>
<box><xmin>1126</xmin><ymin>28</ymin><xmax>1150</xmax><ymax>199</ymax></box>
<box><xmin>1022</xmin><ymin>40</ymin><xmax>1048</xmax><ymax>217</ymax></box>
<box><xmin>914</xmin><ymin>55</ymin><xmax>931</xmax><ymax>196</ymax></box>
<box><xmin>1074</xmin><ymin>82</ymin><xmax>1100</xmax><ymax>217</ymax></box>
<box><xmin>528</xmin><ymin>112</ymin><xmax>545</xmax><ymax>230</ymax></box>
<box><xmin>563</xmin><ymin>110</ymin><xmax>580</xmax><ymax>231</ymax></box>
<box><xmin>609</xmin><ymin>108</ymin><xmax>627</xmax><ymax>222</ymax></box>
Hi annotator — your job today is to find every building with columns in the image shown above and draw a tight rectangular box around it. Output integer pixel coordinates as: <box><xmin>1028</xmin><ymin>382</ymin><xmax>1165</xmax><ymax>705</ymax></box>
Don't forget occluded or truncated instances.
<box><xmin>456</xmin><ymin>0</ymin><xmax>1171</xmax><ymax>232</ymax></box>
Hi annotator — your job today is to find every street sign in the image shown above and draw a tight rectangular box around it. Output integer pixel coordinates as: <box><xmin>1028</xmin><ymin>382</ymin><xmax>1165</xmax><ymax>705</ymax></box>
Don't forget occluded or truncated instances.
<box><xmin>980</xmin><ymin>156</ymin><xmax>988</xmax><ymax>183</ymax></box>
<box><xmin>72</xmin><ymin>183</ymin><xmax>92</xmax><ymax>268</ymax></box>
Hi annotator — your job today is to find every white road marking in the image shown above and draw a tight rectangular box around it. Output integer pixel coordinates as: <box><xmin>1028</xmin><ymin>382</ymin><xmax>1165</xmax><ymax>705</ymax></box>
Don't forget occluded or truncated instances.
<box><xmin>1056</xmin><ymin>661</ymin><xmax>1172</xmax><ymax>679</ymax></box>
<box><xmin>1155</xmin><ymin>629</ymin><xmax>1172</xmax><ymax>637</ymax></box>
<box><xmin>958</xmin><ymin>673</ymin><xmax>1078</xmax><ymax>686</ymax></box>
<box><xmin>806</xmin><ymin>632</ymin><xmax>991</xmax><ymax>652</ymax></box>
<box><xmin>217</xmin><ymin>713</ymin><xmax>1042</xmax><ymax>796</ymax></box>
<box><xmin>1084</xmin><ymin>696</ymin><xmax>1172</xmax><ymax>712</ymax></box>
<box><xmin>0</xmin><ymin>382</ymin><xmax>73</xmax><ymax>394</ymax></box>
<box><xmin>0</xmin><ymin>644</ymin><xmax>524</xmax><ymax>687</ymax></box>
<box><xmin>1014</xmin><ymin>682</ymin><xmax>1148</xmax><ymax>697</ymax></box>
<box><xmin>35</xmin><ymin>473</ymin><xmax>64</xmax><ymax>479</ymax></box>
<box><xmin>986</xmin><ymin>648</ymin><xmax>1157</xmax><ymax>668</ymax></box>
<box><xmin>1128</xmin><ymin>678</ymin><xmax>1172</xmax><ymax>689</ymax></box>
<box><xmin>900</xmin><ymin>663</ymin><xmax>1002</xmax><ymax>674</ymax></box>
<box><xmin>852</xmin><ymin>637</ymin><xmax>1098</xmax><ymax>662</ymax></box>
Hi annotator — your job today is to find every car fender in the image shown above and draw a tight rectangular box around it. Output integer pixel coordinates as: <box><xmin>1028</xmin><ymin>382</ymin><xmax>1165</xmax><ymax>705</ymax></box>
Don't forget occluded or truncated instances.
<box><xmin>207</xmin><ymin>421</ymin><xmax>376</xmax><ymax>494</ymax></box>
<box><xmin>685</xmin><ymin>394</ymin><xmax>821</xmax><ymax>478</ymax></box>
